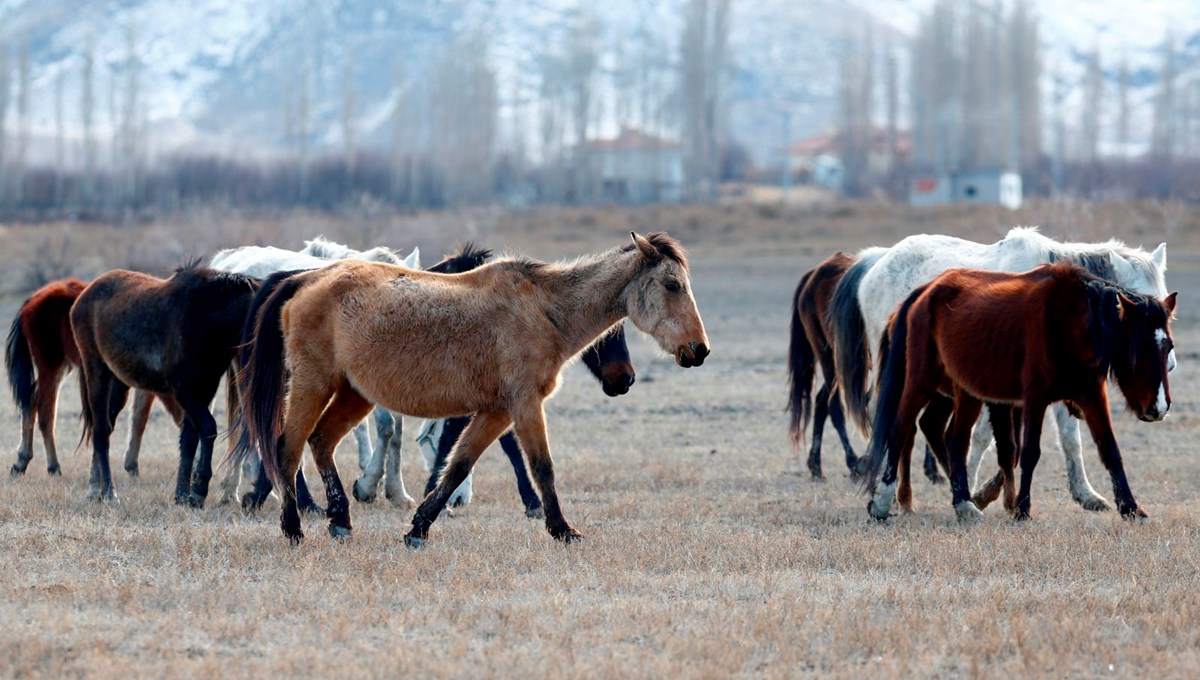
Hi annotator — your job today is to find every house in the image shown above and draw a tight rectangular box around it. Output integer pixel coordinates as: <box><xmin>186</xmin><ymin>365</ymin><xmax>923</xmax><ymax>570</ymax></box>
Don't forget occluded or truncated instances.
<box><xmin>581</xmin><ymin>126</ymin><xmax>684</xmax><ymax>203</ymax></box>
<box><xmin>787</xmin><ymin>127</ymin><xmax>911</xmax><ymax>188</ymax></box>
<box><xmin>910</xmin><ymin>170</ymin><xmax>1022</xmax><ymax>210</ymax></box>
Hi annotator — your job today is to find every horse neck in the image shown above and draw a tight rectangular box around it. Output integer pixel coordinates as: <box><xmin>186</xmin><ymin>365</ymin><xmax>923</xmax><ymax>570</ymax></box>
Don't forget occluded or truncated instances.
<box><xmin>541</xmin><ymin>249</ymin><xmax>642</xmax><ymax>358</ymax></box>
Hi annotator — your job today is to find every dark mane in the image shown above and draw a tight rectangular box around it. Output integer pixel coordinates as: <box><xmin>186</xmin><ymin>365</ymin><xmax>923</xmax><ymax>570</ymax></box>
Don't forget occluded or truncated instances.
<box><xmin>1072</xmin><ymin>263</ymin><xmax>1169</xmax><ymax>385</ymax></box>
<box><xmin>174</xmin><ymin>259</ymin><xmax>260</xmax><ymax>292</ymax></box>
<box><xmin>623</xmin><ymin>232</ymin><xmax>690</xmax><ymax>270</ymax></box>
<box><xmin>428</xmin><ymin>242</ymin><xmax>494</xmax><ymax>274</ymax></box>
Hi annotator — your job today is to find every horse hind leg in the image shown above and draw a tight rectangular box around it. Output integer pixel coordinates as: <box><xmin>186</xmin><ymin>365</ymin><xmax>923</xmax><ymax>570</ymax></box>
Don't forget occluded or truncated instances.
<box><xmin>352</xmin><ymin>420</ymin><xmax>372</xmax><ymax>474</ymax></box>
<box><xmin>122</xmin><ymin>390</ymin><xmax>155</xmax><ymax>477</ymax></box>
<box><xmin>352</xmin><ymin>407</ymin><xmax>391</xmax><ymax>504</ymax></box>
<box><xmin>308</xmin><ymin>383</ymin><xmax>374</xmax><ymax>540</ymax></box>
<box><xmin>946</xmin><ymin>395</ymin><xmax>985</xmax><ymax>523</ymax></box>
<box><xmin>85</xmin><ymin>370</ymin><xmax>129</xmax><ymax>503</ymax></box>
<box><xmin>1052</xmin><ymin>403</ymin><xmax>1111</xmax><ymax>512</ymax></box>
<box><xmin>972</xmin><ymin>405</ymin><xmax>1018</xmax><ymax>512</ymax></box>
<box><xmin>34</xmin><ymin>369</ymin><xmax>66</xmax><ymax>476</ymax></box>
<box><xmin>406</xmin><ymin>411</ymin><xmax>512</xmax><ymax>548</ymax></box>
<box><xmin>382</xmin><ymin>411</ymin><xmax>417</xmax><ymax>508</ymax></box>
<box><xmin>500</xmin><ymin>431</ymin><xmax>542</xmax><ymax>518</ymax></box>
<box><xmin>826</xmin><ymin>387</ymin><xmax>860</xmax><ymax>476</ymax></box>
<box><xmin>806</xmin><ymin>382</ymin><xmax>831</xmax><ymax>479</ymax></box>
<box><xmin>11</xmin><ymin>402</ymin><xmax>36</xmax><ymax>475</ymax></box>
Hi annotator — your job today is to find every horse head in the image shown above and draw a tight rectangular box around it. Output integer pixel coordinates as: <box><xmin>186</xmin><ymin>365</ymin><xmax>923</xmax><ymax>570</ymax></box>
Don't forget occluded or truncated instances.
<box><xmin>1102</xmin><ymin>287</ymin><xmax>1178</xmax><ymax>423</ymax></box>
<box><xmin>623</xmin><ymin>232</ymin><xmax>709</xmax><ymax>368</ymax></box>
<box><xmin>581</xmin><ymin>324</ymin><xmax>636</xmax><ymax>397</ymax></box>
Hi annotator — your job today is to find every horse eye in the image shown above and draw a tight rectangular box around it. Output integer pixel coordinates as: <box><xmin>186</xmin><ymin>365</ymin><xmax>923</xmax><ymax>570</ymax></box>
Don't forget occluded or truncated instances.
<box><xmin>664</xmin><ymin>281</ymin><xmax>680</xmax><ymax>293</ymax></box>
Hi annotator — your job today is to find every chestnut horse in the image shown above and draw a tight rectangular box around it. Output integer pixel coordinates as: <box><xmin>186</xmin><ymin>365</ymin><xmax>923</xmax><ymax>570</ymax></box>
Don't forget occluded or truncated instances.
<box><xmin>6</xmin><ymin>278</ymin><xmax>181</xmax><ymax>477</ymax></box>
<box><xmin>235</xmin><ymin>232</ymin><xmax>708</xmax><ymax>545</ymax></box>
<box><xmin>787</xmin><ymin>251</ymin><xmax>873</xmax><ymax>479</ymax></box>
<box><xmin>71</xmin><ymin>263</ymin><xmax>260</xmax><ymax>505</ymax></box>
<box><xmin>864</xmin><ymin>263</ymin><xmax>1176</xmax><ymax>522</ymax></box>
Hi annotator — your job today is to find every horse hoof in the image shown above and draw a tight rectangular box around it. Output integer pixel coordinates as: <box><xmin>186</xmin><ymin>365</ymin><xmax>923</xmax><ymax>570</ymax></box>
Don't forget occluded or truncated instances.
<box><xmin>352</xmin><ymin>479</ymin><xmax>376</xmax><ymax>503</ymax></box>
<box><xmin>1120</xmin><ymin>505</ymin><xmax>1148</xmax><ymax>521</ymax></box>
<box><xmin>328</xmin><ymin>524</ymin><xmax>352</xmax><ymax>541</ymax></box>
<box><xmin>300</xmin><ymin>502</ymin><xmax>324</xmax><ymax>516</ymax></box>
<box><xmin>10</xmin><ymin>465</ymin><xmax>25</xmax><ymax>477</ymax></box>
<box><xmin>1075</xmin><ymin>493</ymin><xmax>1112</xmax><ymax>513</ymax></box>
<box><xmin>954</xmin><ymin>501</ymin><xmax>984</xmax><ymax>523</ymax></box>
<box><xmin>388</xmin><ymin>493</ymin><xmax>417</xmax><ymax>509</ymax></box>
<box><xmin>926</xmin><ymin>473</ymin><xmax>946</xmax><ymax>485</ymax></box>
<box><xmin>241</xmin><ymin>493</ymin><xmax>265</xmax><ymax>514</ymax></box>
<box><xmin>551</xmin><ymin>527</ymin><xmax>585</xmax><ymax>544</ymax></box>
<box><xmin>286</xmin><ymin>532</ymin><xmax>305</xmax><ymax>546</ymax></box>
<box><xmin>525</xmin><ymin>505</ymin><xmax>544</xmax><ymax>520</ymax></box>
<box><xmin>403</xmin><ymin>534</ymin><xmax>424</xmax><ymax>549</ymax></box>
<box><xmin>185</xmin><ymin>493</ymin><xmax>206</xmax><ymax>510</ymax></box>
<box><xmin>124</xmin><ymin>464</ymin><xmax>139</xmax><ymax>478</ymax></box>
<box><xmin>867</xmin><ymin>499</ymin><xmax>890</xmax><ymax>521</ymax></box>
<box><xmin>1013</xmin><ymin>509</ymin><xmax>1032</xmax><ymax>522</ymax></box>
<box><xmin>809</xmin><ymin>470</ymin><xmax>825</xmax><ymax>482</ymax></box>
<box><xmin>47</xmin><ymin>465</ymin><xmax>61</xmax><ymax>476</ymax></box>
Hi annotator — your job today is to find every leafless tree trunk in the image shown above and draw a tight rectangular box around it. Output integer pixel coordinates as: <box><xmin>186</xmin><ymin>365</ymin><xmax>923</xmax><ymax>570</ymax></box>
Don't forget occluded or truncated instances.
<box><xmin>81</xmin><ymin>34</ymin><xmax>96</xmax><ymax>205</ymax></box>
<box><xmin>342</xmin><ymin>55</ymin><xmax>356</xmax><ymax>173</ymax></box>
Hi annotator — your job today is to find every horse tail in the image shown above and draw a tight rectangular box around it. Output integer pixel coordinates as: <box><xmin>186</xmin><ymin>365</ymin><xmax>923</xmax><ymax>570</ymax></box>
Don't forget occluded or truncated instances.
<box><xmin>786</xmin><ymin>269</ymin><xmax>817</xmax><ymax>451</ymax></box>
<box><xmin>5</xmin><ymin>304</ymin><xmax>35</xmax><ymax>416</ymax></box>
<box><xmin>231</xmin><ymin>270</ymin><xmax>310</xmax><ymax>487</ymax></box>
<box><xmin>830</xmin><ymin>250</ymin><xmax>882</xmax><ymax>435</ymax></box>
<box><xmin>862</xmin><ymin>287</ymin><xmax>921</xmax><ymax>491</ymax></box>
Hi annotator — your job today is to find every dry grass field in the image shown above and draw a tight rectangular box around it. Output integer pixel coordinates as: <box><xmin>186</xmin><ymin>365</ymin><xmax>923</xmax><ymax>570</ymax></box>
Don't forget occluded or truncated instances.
<box><xmin>2</xmin><ymin>200</ymin><xmax>1200</xmax><ymax>678</ymax></box>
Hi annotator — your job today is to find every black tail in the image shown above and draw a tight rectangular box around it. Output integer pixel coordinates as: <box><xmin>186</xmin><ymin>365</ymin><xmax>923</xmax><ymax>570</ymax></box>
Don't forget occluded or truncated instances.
<box><xmin>5</xmin><ymin>307</ymin><xmax>35</xmax><ymax>416</ymax></box>
<box><xmin>862</xmin><ymin>288</ymin><xmax>921</xmax><ymax>491</ymax></box>
<box><xmin>786</xmin><ymin>270</ymin><xmax>817</xmax><ymax>451</ymax></box>
<box><xmin>231</xmin><ymin>270</ymin><xmax>310</xmax><ymax>487</ymax></box>
<box><xmin>829</xmin><ymin>251</ymin><xmax>881</xmax><ymax>434</ymax></box>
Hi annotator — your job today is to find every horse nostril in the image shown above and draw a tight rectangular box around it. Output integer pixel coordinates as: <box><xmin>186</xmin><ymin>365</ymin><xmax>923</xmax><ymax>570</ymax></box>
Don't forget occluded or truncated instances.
<box><xmin>623</xmin><ymin>373</ymin><xmax>636</xmax><ymax>388</ymax></box>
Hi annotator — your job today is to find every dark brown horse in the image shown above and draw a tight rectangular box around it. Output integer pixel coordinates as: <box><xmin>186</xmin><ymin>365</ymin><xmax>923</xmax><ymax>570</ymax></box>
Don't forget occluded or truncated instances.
<box><xmin>71</xmin><ymin>263</ymin><xmax>259</xmax><ymax>505</ymax></box>
<box><xmin>6</xmin><ymin>279</ymin><xmax>180</xmax><ymax>477</ymax></box>
<box><xmin>787</xmin><ymin>253</ymin><xmax>861</xmax><ymax>479</ymax></box>
<box><xmin>864</xmin><ymin>263</ymin><xmax>1176</xmax><ymax>522</ymax></box>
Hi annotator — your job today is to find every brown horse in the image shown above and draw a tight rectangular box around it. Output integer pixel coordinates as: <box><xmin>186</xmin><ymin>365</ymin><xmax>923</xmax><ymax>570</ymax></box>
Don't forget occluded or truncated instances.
<box><xmin>787</xmin><ymin>253</ymin><xmax>862</xmax><ymax>479</ymax></box>
<box><xmin>864</xmin><ymin>262</ymin><xmax>1176</xmax><ymax>522</ymax></box>
<box><xmin>71</xmin><ymin>263</ymin><xmax>259</xmax><ymax>505</ymax></box>
<box><xmin>6</xmin><ymin>278</ymin><xmax>181</xmax><ymax>477</ymax></box>
<box><xmin>236</xmin><ymin>232</ymin><xmax>709</xmax><ymax>546</ymax></box>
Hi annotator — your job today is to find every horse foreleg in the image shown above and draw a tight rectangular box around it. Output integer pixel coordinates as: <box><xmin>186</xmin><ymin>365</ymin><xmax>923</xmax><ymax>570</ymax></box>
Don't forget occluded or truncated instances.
<box><xmin>405</xmin><ymin>411</ymin><xmax>511</xmax><ymax>548</ymax></box>
<box><xmin>218</xmin><ymin>369</ymin><xmax>242</xmax><ymax>505</ymax></box>
<box><xmin>1077</xmin><ymin>394</ymin><xmax>1144</xmax><ymax>519</ymax></box>
<box><xmin>909</xmin><ymin>395</ymin><xmax>953</xmax><ymax>511</ymax></box>
<box><xmin>972</xmin><ymin>405</ymin><xmax>1017</xmax><ymax>512</ymax></box>
<box><xmin>424</xmin><ymin>416</ymin><xmax>472</xmax><ymax>503</ymax></box>
<box><xmin>382</xmin><ymin>411</ymin><xmax>416</xmax><ymax>508</ymax></box>
<box><xmin>511</xmin><ymin>402</ymin><xmax>583</xmax><ymax>543</ymax></box>
<box><xmin>123</xmin><ymin>390</ymin><xmax>154</xmax><ymax>477</ymax></box>
<box><xmin>352</xmin><ymin>407</ymin><xmax>389</xmax><ymax>503</ymax></box>
<box><xmin>86</xmin><ymin>372</ymin><xmax>128</xmax><ymax>503</ymax></box>
<box><xmin>966</xmin><ymin>411</ymin><xmax>995</xmax><ymax>492</ymax></box>
<box><xmin>275</xmin><ymin>372</ymin><xmax>337</xmax><ymax>543</ymax></box>
<box><xmin>308</xmin><ymin>384</ymin><xmax>374</xmax><ymax>539</ymax></box>
<box><xmin>1051</xmin><ymin>403</ymin><xmax>1111</xmax><ymax>512</ymax></box>
<box><xmin>500</xmin><ymin>431</ymin><xmax>542</xmax><ymax>518</ymax></box>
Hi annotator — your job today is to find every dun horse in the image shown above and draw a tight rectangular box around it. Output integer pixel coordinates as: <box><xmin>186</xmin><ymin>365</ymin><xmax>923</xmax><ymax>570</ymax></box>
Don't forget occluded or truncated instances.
<box><xmin>71</xmin><ymin>263</ymin><xmax>260</xmax><ymax>505</ymax></box>
<box><xmin>6</xmin><ymin>278</ymin><xmax>181</xmax><ymax>477</ymax></box>
<box><xmin>421</xmin><ymin>322</ymin><xmax>636</xmax><ymax>517</ymax></box>
<box><xmin>864</xmin><ymin>263</ymin><xmax>1176</xmax><ymax>522</ymax></box>
<box><xmin>787</xmin><ymin>252</ymin><xmax>874</xmax><ymax>479</ymax></box>
<box><xmin>236</xmin><ymin>232</ymin><xmax>708</xmax><ymax>545</ymax></box>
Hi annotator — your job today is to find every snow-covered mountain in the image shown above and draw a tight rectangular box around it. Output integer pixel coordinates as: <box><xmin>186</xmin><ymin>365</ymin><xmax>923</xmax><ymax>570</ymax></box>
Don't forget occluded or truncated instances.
<box><xmin>1</xmin><ymin>0</ymin><xmax>1197</xmax><ymax>165</ymax></box>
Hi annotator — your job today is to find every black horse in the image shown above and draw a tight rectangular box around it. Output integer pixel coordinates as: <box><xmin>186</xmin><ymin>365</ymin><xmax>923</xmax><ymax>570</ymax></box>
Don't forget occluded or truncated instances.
<box><xmin>70</xmin><ymin>262</ymin><xmax>260</xmax><ymax>505</ymax></box>
<box><xmin>423</xmin><ymin>322</ymin><xmax>635</xmax><ymax>518</ymax></box>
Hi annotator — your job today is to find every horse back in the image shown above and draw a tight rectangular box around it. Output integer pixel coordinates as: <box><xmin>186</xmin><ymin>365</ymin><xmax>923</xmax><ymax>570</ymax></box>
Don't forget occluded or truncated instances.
<box><xmin>23</xmin><ymin>278</ymin><xmax>88</xmax><ymax>369</ymax></box>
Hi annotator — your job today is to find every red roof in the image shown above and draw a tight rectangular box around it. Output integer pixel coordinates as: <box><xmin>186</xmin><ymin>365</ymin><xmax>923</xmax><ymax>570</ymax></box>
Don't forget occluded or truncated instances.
<box><xmin>585</xmin><ymin>125</ymin><xmax>681</xmax><ymax>151</ymax></box>
<box><xmin>789</xmin><ymin>127</ymin><xmax>911</xmax><ymax>156</ymax></box>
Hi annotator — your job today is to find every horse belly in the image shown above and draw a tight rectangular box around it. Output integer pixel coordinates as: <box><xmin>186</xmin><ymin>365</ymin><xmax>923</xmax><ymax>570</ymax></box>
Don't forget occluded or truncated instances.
<box><xmin>939</xmin><ymin>340</ymin><xmax>1025</xmax><ymax>404</ymax></box>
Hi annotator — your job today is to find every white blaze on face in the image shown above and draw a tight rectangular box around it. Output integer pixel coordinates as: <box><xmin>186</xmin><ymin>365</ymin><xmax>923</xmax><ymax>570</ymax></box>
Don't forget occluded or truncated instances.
<box><xmin>1155</xmin><ymin>382</ymin><xmax>1168</xmax><ymax>418</ymax></box>
<box><xmin>1156</xmin><ymin>328</ymin><xmax>1177</xmax><ymax>373</ymax></box>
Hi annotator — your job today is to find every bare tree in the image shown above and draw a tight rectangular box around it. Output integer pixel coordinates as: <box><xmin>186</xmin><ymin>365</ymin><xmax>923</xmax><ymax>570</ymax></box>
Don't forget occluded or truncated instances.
<box><xmin>568</xmin><ymin>6</ymin><xmax>598</xmax><ymax>202</ymax></box>
<box><xmin>15</xmin><ymin>36</ymin><xmax>29</xmax><ymax>201</ymax></box>
<box><xmin>81</xmin><ymin>34</ymin><xmax>97</xmax><ymax>203</ymax></box>
<box><xmin>341</xmin><ymin>54</ymin><xmax>356</xmax><ymax>173</ymax></box>
<box><xmin>681</xmin><ymin>0</ymin><xmax>731</xmax><ymax>201</ymax></box>
<box><xmin>1151</xmin><ymin>33</ymin><xmax>1176</xmax><ymax>161</ymax></box>
<box><xmin>1080</xmin><ymin>46</ymin><xmax>1103</xmax><ymax>165</ymax></box>
<box><xmin>1116</xmin><ymin>55</ymin><xmax>1130</xmax><ymax>158</ymax></box>
<box><xmin>0</xmin><ymin>38</ymin><xmax>10</xmax><ymax>201</ymax></box>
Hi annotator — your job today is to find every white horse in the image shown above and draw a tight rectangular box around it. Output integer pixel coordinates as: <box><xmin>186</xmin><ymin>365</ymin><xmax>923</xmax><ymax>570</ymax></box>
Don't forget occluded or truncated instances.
<box><xmin>833</xmin><ymin>226</ymin><xmax>1171</xmax><ymax>512</ymax></box>
<box><xmin>210</xmin><ymin>237</ymin><xmax>420</xmax><ymax>507</ymax></box>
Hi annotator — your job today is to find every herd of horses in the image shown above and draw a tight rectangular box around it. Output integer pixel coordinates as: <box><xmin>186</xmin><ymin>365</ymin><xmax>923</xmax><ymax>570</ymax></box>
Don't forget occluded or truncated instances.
<box><xmin>2</xmin><ymin>224</ymin><xmax>1179</xmax><ymax>547</ymax></box>
<box><xmin>5</xmin><ymin>232</ymin><xmax>706</xmax><ymax>546</ymax></box>
<box><xmin>789</xmin><ymin>227</ymin><xmax>1176</xmax><ymax>521</ymax></box>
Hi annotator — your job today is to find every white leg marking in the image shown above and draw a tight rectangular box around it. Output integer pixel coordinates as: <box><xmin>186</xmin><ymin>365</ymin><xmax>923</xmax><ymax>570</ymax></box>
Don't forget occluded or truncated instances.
<box><xmin>1051</xmin><ymin>404</ymin><xmax>1110</xmax><ymax>511</ymax></box>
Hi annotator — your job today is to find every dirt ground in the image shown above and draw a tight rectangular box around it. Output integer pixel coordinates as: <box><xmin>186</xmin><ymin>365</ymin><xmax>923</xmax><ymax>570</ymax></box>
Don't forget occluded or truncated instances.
<box><xmin>1</xmin><ymin>202</ymin><xmax>1199</xmax><ymax>678</ymax></box>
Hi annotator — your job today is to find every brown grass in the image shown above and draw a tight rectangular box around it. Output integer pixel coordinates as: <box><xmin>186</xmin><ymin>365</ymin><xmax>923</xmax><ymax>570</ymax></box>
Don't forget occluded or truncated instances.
<box><xmin>2</xmin><ymin>201</ymin><xmax>1199</xmax><ymax>677</ymax></box>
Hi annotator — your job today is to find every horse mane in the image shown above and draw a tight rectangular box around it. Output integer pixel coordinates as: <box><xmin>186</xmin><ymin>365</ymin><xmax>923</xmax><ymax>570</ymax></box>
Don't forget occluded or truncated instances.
<box><xmin>302</xmin><ymin>236</ymin><xmax>354</xmax><ymax>260</ymax></box>
<box><xmin>428</xmin><ymin>242</ymin><xmax>494</xmax><ymax>274</ymax></box>
<box><xmin>1065</xmin><ymin>263</ymin><xmax>1169</xmax><ymax>385</ymax></box>
<box><xmin>175</xmin><ymin>258</ymin><xmax>260</xmax><ymax>291</ymax></box>
<box><xmin>621</xmin><ymin>232</ymin><xmax>690</xmax><ymax>270</ymax></box>
<box><xmin>1004</xmin><ymin>226</ymin><xmax>1163</xmax><ymax>294</ymax></box>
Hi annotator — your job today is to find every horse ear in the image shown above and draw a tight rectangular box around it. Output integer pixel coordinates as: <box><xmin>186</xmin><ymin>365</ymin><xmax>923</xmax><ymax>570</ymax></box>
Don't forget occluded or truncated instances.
<box><xmin>1153</xmin><ymin>243</ymin><xmax>1168</xmax><ymax>269</ymax></box>
<box><xmin>1116</xmin><ymin>292</ymin><xmax>1133</xmax><ymax>321</ymax></box>
<box><xmin>1164</xmin><ymin>291</ymin><xmax>1178</xmax><ymax>315</ymax></box>
<box><xmin>631</xmin><ymin>232</ymin><xmax>660</xmax><ymax>262</ymax></box>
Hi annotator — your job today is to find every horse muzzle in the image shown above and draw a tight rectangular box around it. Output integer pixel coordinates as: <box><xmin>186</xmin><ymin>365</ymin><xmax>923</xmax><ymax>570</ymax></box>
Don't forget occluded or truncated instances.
<box><xmin>601</xmin><ymin>367</ymin><xmax>636</xmax><ymax>397</ymax></box>
<box><xmin>676</xmin><ymin>342</ymin><xmax>710</xmax><ymax>368</ymax></box>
